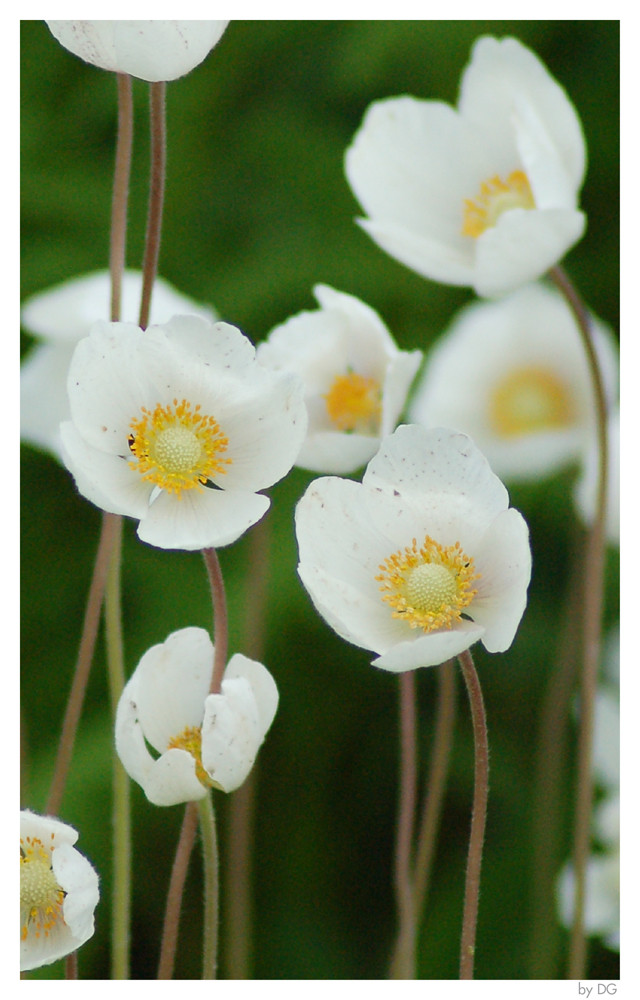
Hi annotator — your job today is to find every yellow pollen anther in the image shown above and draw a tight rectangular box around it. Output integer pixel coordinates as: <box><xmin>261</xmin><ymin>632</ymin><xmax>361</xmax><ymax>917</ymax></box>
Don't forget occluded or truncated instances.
<box><xmin>462</xmin><ymin>170</ymin><xmax>535</xmax><ymax>238</ymax></box>
<box><xmin>128</xmin><ymin>398</ymin><xmax>231</xmax><ymax>496</ymax></box>
<box><xmin>20</xmin><ymin>836</ymin><xmax>66</xmax><ymax>942</ymax></box>
<box><xmin>167</xmin><ymin>725</ymin><xmax>213</xmax><ymax>789</ymax></box>
<box><xmin>325</xmin><ymin>371</ymin><xmax>382</xmax><ymax>433</ymax></box>
<box><xmin>376</xmin><ymin>535</ymin><xmax>480</xmax><ymax>633</ymax></box>
<box><xmin>490</xmin><ymin>366</ymin><xmax>574</xmax><ymax>437</ymax></box>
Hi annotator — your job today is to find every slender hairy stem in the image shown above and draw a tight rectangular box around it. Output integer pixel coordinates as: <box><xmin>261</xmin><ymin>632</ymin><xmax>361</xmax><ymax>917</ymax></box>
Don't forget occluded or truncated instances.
<box><xmin>198</xmin><ymin>795</ymin><xmax>219</xmax><ymax>979</ymax></box>
<box><xmin>548</xmin><ymin>265</ymin><xmax>609</xmax><ymax>979</ymax></box>
<box><xmin>45</xmin><ymin>512</ymin><xmax>121</xmax><ymax>816</ymax></box>
<box><xmin>109</xmin><ymin>74</ymin><xmax>133</xmax><ymax>322</ymax></box>
<box><xmin>104</xmin><ymin>514</ymin><xmax>130</xmax><ymax>980</ymax></box>
<box><xmin>138</xmin><ymin>81</ymin><xmax>166</xmax><ymax>330</ymax></box>
<box><xmin>158</xmin><ymin>802</ymin><xmax>199</xmax><ymax>980</ymax></box>
<box><xmin>389</xmin><ymin>670</ymin><xmax>418</xmax><ymax>979</ymax></box>
<box><xmin>202</xmin><ymin>547</ymin><xmax>229</xmax><ymax>694</ymax></box>
<box><xmin>457</xmin><ymin>648</ymin><xmax>489</xmax><ymax>980</ymax></box>
<box><xmin>413</xmin><ymin>660</ymin><xmax>457</xmax><ymax>924</ymax></box>
<box><xmin>65</xmin><ymin>951</ymin><xmax>78</xmax><ymax>980</ymax></box>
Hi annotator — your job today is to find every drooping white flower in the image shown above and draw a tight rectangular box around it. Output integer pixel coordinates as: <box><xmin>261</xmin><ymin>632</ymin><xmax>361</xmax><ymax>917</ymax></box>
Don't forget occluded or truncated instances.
<box><xmin>115</xmin><ymin>627</ymin><xmax>279</xmax><ymax>805</ymax></box>
<box><xmin>45</xmin><ymin>20</ymin><xmax>229</xmax><ymax>82</ymax></box>
<box><xmin>21</xmin><ymin>270</ymin><xmax>216</xmax><ymax>461</ymax></box>
<box><xmin>409</xmin><ymin>283</ymin><xmax>619</xmax><ymax>481</ymax></box>
<box><xmin>295</xmin><ymin>424</ymin><xmax>531</xmax><ymax>672</ymax></box>
<box><xmin>257</xmin><ymin>284</ymin><xmax>422</xmax><ymax>474</ymax></box>
<box><xmin>60</xmin><ymin>316</ymin><xmax>307</xmax><ymax>550</ymax></box>
<box><xmin>345</xmin><ymin>36</ymin><xmax>586</xmax><ymax>297</ymax></box>
<box><xmin>20</xmin><ymin>810</ymin><xmax>100</xmax><ymax>972</ymax></box>
<box><xmin>573</xmin><ymin>404</ymin><xmax>620</xmax><ymax>545</ymax></box>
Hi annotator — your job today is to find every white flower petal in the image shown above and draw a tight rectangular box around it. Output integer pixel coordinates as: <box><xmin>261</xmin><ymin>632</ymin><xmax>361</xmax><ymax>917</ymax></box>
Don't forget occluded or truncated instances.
<box><xmin>137</xmin><ymin>486</ymin><xmax>270</xmax><ymax>551</ymax></box>
<box><xmin>60</xmin><ymin>421</ymin><xmax>151</xmax><ymax>518</ymax></box>
<box><xmin>141</xmin><ymin>750</ymin><xmax>209</xmax><ymax>807</ymax></box>
<box><xmin>471</xmin><ymin>508</ymin><xmax>532</xmax><ymax>651</ymax></box>
<box><xmin>373</xmin><ymin>621</ymin><xmax>485</xmax><ymax>672</ymax></box>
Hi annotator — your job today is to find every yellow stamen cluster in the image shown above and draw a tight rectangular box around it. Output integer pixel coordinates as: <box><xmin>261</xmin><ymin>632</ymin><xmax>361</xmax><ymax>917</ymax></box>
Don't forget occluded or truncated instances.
<box><xmin>20</xmin><ymin>834</ymin><xmax>65</xmax><ymax>942</ymax></box>
<box><xmin>128</xmin><ymin>397</ymin><xmax>231</xmax><ymax>496</ymax></box>
<box><xmin>462</xmin><ymin>170</ymin><xmax>535</xmax><ymax>238</ymax></box>
<box><xmin>325</xmin><ymin>371</ymin><xmax>382</xmax><ymax>433</ymax></box>
<box><xmin>490</xmin><ymin>366</ymin><xmax>574</xmax><ymax>437</ymax></box>
<box><xmin>167</xmin><ymin>725</ymin><xmax>213</xmax><ymax>789</ymax></box>
<box><xmin>377</xmin><ymin>535</ymin><xmax>480</xmax><ymax>633</ymax></box>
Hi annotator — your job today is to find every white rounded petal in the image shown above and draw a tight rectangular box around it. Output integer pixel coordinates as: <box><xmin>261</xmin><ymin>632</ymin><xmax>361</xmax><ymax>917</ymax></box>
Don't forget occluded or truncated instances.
<box><xmin>201</xmin><ymin>680</ymin><xmax>261</xmax><ymax>793</ymax></box>
<box><xmin>46</xmin><ymin>20</ymin><xmax>228</xmax><ymax>82</ymax></box>
<box><xmin>356</xmin><ymin>216</ymin><xmax>475</xmax><ymax>288</ymax></box>
<box><xmin>137</xmin><ymin>486</ymin><xmax>270</xmax><ymax>551</ymax></box>
<box><xmin>373</xmin><ymin>621</ymin><xmax>485</xmax><ymax>672</ymax></box>
<box><xmin>473</xmin><ymin>207</ymin><xmax>586</xmax><ymax>298</ymax></box>
<box><xmin>21</xmin><ymin>342</ymin><xmax>75</xmax><ymax>458</ymax></box>
<box><xmin>224</xmin><ymin>654</ymin><xmax>279</xmax><ymax>739</ymax></box>
<box><xmin>141</xmin><ymin>749</ymin><xmax>209</xmax><ymax>807</ymax></box>
<box><xmin>296</xmin><ymin>431</ymin><xmax>382</xmax><ymax>475</ymax></box>
<box><xmin>60</xmin><ymin>421</ymin><xmax>151</xmax><ymax>518</ymax></box>
<box><xmin>470</xmin><ymin>508</ymin><xmax>532</xmax><ymax>651</ymax></box>
<box><xmin>53</xmin><ymin>843</ymin><xmax>100</xmax><ymax>947</ymax></box>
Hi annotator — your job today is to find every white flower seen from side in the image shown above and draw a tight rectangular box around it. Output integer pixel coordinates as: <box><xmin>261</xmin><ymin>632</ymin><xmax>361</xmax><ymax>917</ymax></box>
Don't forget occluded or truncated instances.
<box><xmin>45</xmin><ymin>20</ymin><xmax>229</xmax><ymax>82</ymax></box>
<box><xmin>345</xmin><ymin>36</ymin><xmax>586</xmax><ymax>297</ymax></box>
<box><xmin>60</xmin><ymin>316</ymin><xmax>307</xmax><ymax>550</ymax></box>
<box><xmin>115</xmin><ymin>627</ymin><xmax>279</xmax><ymax>805</ymax></box>
<box><xmin>257</xmin><ymin>284</ymin><xmax>422</xmax><ymax>474</ymax></box>
<box><xmin>295</xmin><ymin>424</ymin><xmax>531</xmax><ymax>672</ymax></box>
<box><xmin>21</xmin><ymin>270</ymin><xmax>217</xmax><ymax>461</ymax></box>
<box><xmin>20</xmin><ymin>810</ymin><xmax>100</xmax><ymax>972</ymax></box>
<box><xmin>409</xmin><ymin>283</ymin><xmax>619</xmax><ymax>481</ymax></box>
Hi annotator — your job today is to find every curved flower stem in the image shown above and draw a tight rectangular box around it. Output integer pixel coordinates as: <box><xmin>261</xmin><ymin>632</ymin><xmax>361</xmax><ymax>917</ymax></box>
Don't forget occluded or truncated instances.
<box><xmin>548</xmin><ymin>265</ymin><xmax>609</xmax><ymax>979</ymax></box>
<box><xmin>389</xmin><ymin>670</ymin><xmax>418</xmax><ymax>979</ymax></box>
<box><xmin>198</xmin><ymin>794</ymin><xmax>219</xmax><ymax>979</ymax></box>
<box><xmin>157</xmin><ymin>802</ymin><xmax>199</xmax><ymax>980</ymax></box>
<box><xmin>202</xmin><ymin>547</ymin><xmax>229</xmax><ymax>694</ymax></box>
<box><xmin>413</xmin><ymin>660</ymin><xmax>457</xmax><ymax>925</ymax></box>
<box><xmin>45</xmin><ymin>511</ymin><xmax>122</xmax><ymax>816</ymax></box>
<box><xmin>138</xmin><ymin>81</ymin><xmax>166</xmax><ymax>330</ymax></box>
<box><xmin>457</xmin><ymin>648</ymin><xmax>489</xmax><ymax>980</ymax></box>
<box><xmin>110</xmin><ymin>74</ymin><xmax>133</xmax><ymax>322</ymax></box>
<box><xmin>65</xmin><ymin>951</ymin><xmax>78</xmax><ymax>979</ymax></box>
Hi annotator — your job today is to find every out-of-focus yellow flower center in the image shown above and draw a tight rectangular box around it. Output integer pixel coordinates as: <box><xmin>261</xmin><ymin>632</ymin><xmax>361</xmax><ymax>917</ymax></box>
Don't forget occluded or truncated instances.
<box><xmin>20</xmin><ymin>835</ymin><xmax>66</xmax><ymax>942</ymax></box>
<box><xmin>490</xmin><ymin>366</ymin><xmax>574</xmax><ymax>437</ymax></box>
<box><xmin>377</xmin><ymin>535</ymin><xmax>480</xmax><ymax>632</ymax></box>
<box><xmin>324</xmin><ymin>372</ymin><xmax>382</xmax><ymax>433</ymax></box>
<box><xmin>462</xmin><ymin>170</ymin><xmax>535</xmax><ymax>238</ymax></box>
<box><xmin>167</xmin><ymin>725</ymin><xmax>213</xmax><ymax>788</ymax></box>
<box><xmin>128</xmin><ymin>398</ymin><xmax>231</xmax><ymax>496</ymax></box>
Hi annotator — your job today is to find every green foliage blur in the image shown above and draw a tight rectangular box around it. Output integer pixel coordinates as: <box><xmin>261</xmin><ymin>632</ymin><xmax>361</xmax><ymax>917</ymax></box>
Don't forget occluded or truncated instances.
<box><xmin>21</xmin><ymin>20</ymin><xmax>619</xmax><ymax>980</ymax></box>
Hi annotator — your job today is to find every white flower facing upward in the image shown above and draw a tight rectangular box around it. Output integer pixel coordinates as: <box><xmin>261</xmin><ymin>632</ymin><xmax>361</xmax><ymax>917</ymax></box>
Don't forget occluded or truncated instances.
<box><xmin>115</xmin><ymin>628</ymin><xmax>279</xmax><ymax>805</ymax></box>
<box><xmin>409</xmin><ymin>283</ymin><xmax>619</xmax><ymax>481</ymax></box>
<box><xmin>60</xmin><ymin>316</ymin><xmax>307</xmax><ymax>550</ymax></box>
<box><xmin>45</xmin><ymin>20</ymin><xmax>229</xmax><ymax>82</ymax></box>
<box><xmin>20</xmin><ymin>811</ymin><xmax>100</xmax><ymax>972</ymax></box>
<box><xmin>21</xmin><ymin>270</ymin><xmax>216</xmax><ymax>461</ymax></box>
<box><xmin>295</xmin><ymin>424</ymin><xmax>531</xmax><ymax>671</ymax></box>
<box><xmin>257</xmin><ymin>284</ymin><xmax>422</xmax><ymax>474</ymax></box>
<box><xmin>345</xmin><ymin>36</ymin><xmax>586</xmax><ymax>297</ymax></box>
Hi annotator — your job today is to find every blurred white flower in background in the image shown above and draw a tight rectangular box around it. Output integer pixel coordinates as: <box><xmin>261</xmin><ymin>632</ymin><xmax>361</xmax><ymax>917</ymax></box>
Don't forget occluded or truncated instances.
<box><xmin>115</xmin><ymin>627</ymin><xmax>279</xmax><ymax>805</ymax></box>
<box><xmin>21</xmin><ymin>270</ymin><xmax>216</xmax><ymax>461</ymax></box>
<box><xmin>573</xmin><ymin>404</ymin><xmax>620</xmax><ymax>545</ymax></box>
<box><xmin>257</xmin><ymin>284</ymin><xmax>421</xmax><ymax>474</ymax></box>
<box><xmin>45</xmin><ymin>20</ymin><xmax>229</xmax><ymax>82</ymax></box>
<box><xmin>345</xmin><ymin>36</ymin><xmax>586</xmax><ymax>297</ymax></box>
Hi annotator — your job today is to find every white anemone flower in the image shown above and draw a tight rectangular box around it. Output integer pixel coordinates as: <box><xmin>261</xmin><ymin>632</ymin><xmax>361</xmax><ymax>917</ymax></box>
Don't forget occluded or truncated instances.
<box><xmin>45</xmin><ymin>20</ymin><xmax>229</xmax><ymax>82</ymax></box>
<box><xmin>257</xmin><ymin>284</ymin><xmax>422</xmax><ymax>474</ymax></box>
<box><xmin>345</xmin><ymin>36</ymin><xmax>586</xmax><ymax>298</ymax></box>
<box><xmin>21</xmin><ymin>270</ymin><xmax>216</xmax><ymax>461</ymax></box>
<box><xmin>60</xmin><ymin>316</ymin><xmax>307</xmax><ymax>550</ymax></box>
<box><xmin>115</xmin><ymin>627</ymin><xmax>279</xmax><ymax>805</ymax></box>
<box><xmin>409</xmin><ymin>283</ymin><xmax>619</xmax><ymax>481</ymax></box>
<box><xmin>295</xmin><ymin>424</ymin><xmax>531</xmax><ymax>672</ymax></box>
<box><xmin>573</xmin><ymin>404</ymin><xmax>620</xmax><ymax>545</ymax></box>
<box><xmin>20</xmin><ymin>811</ymin><xmax>100</xmax><ymax>972</ymax></box>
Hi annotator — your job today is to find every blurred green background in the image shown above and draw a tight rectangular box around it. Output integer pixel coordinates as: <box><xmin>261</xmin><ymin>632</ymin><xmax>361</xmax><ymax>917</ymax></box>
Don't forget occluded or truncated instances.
<box><xmin>20</xmin><ymin>20</ymin><xmax>619</xmax><ymax>980</ymax></box>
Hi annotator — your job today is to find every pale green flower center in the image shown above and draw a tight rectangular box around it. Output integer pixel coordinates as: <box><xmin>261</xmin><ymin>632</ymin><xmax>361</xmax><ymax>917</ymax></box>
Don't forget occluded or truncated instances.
<box><xmin>128</xmin><ymin>397</ymin><xmax>231</xmax><ymax>496</ymax></box>
<box><xmin>20</xmin><ymin>837</ymin><xmax>65</xmax><ymax>942</ymax></box>
<box><xmin>490</xmin><ymin>366</ymin><xmax>574</xmax><ymax>437</ymax></box>
<box><xmin>463</xmin><ymin>170</ymin><xmax>535</xmax><ymax>238</ymax></box>
<box><xmin>405</xmin><ymin>562</ymin><xmax>458</xmax><ymax>613</ymax></box>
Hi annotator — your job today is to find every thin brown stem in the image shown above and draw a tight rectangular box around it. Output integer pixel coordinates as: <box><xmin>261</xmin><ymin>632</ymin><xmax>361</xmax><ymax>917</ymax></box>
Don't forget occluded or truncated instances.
<box><xmin>457</xmin><ymin>648</ymin><xmax>489</xmax><ymax>980</ymax></box>
<box><xmin>109</xmin><ymin>74</ymin><xmax>133</xmax><ymax>322</ymax></box>
<box><xmin>389</xmin><ymin>670</ymin><xmax>418</xmax><ymax>979</ymax></box>
<box><xmin>138</xmin><ymin>81</ymin><xmax>166</xmax><ymax>330</ymax></box>
<box><xmin>45</xmin><ymin>512</ymin><xmax>121</xmax><ymax>816</ymax></box>
<box><xmin>202</xmin><ymin>547</ymin><xmax>228</xmax><ymax>694</ymax></box>
<box><xmin>65</xmin><ymin>950</ymin><xmax>78</xmax><ymax>979</ymax></box>
<box><xmin>548</xmin><ymin>265</ymin><xmax>609</xmax><ymax>979</ymax></box>
<box><xmin>157</xmin><ymin>802</ymin><xmax>199</xmax><ymax>980</ymax></box>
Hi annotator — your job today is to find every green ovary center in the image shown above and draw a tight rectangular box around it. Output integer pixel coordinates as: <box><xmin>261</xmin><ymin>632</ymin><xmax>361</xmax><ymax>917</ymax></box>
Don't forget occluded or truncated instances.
<box><xmin>405</xmin><ymin>562</ymin><xmax>458</xmax><ymax>613</ymax></box>
<box><xmin>154</xmin><ymin>426</ymin><xmax>202</xmax><ymax>473</ymax></box>
<box><xmin>20</xmin><ymin>839</ymin><xmax>65</xmax><ymax>941</ymax></box>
